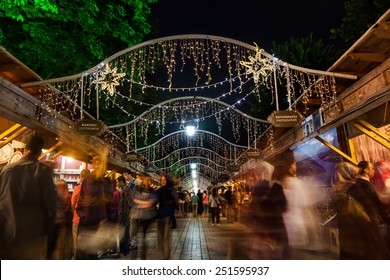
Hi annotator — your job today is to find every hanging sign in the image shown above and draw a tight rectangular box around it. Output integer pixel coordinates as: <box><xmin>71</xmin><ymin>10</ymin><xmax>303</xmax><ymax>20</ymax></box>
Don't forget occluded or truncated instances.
<box><xmin>144</xmin><ymin>165</ymin><xmax>159</xmax><ymax>173</ymax></box>
<box><xmin>121</xmin><ymin>152</ymin><xmax>141</xmax><ymax>162</ymax></box>
<box><xmin>267</xmin><ymin>110</ymin><xmax>302</xmax><ymax>127</ymax></box>
<box><xmin>74</xmin><ymin>119</ymin><xmax>104</xmax><ymax>135</ymax></box>
<box><xmin>245</xmin><ymin>149</ymin><xmax>262</xmax><ymax>158</ymax></box>
<box><xmin>227</xmin><ymin>165</ymin><xmax>240</xmax><ymax>172</ymax></box>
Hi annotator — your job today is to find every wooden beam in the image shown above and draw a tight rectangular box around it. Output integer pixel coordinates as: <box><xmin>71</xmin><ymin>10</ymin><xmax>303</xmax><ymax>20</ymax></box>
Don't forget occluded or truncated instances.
<box><xmin>0</xmin><ymin>127</ymin><xmax>28</xmax><ymax>149</ymax></box>
<box><xmin>0</xmin><ymin>123</ymin><xmax>21</xmax><ymax>140</ymax></box>
<box><xmin>373</xmin><ymin>29</ymin><xmax>390</xmax><ymax>39</ymax></box>
<box><xmin>350</xmin><ymin>120</ymin><xmax>390</xmax><ymax>150</ymax></box>
<box><xmin>38</xmin><ymin>141</ymin><xmax>63</xmax><ymax>160</ymax></box>
<box><xmin>348</xmin><ymin>52</ymin><xmax>386</xmax><ymax>63</ymax></box>
<box><xmin>315</xmin><ymin>135</ymin><xmax>358</xmax><ymax>165</ymax></box>
<box><xmin>0</xmin><ymin>63</ymin><xmax>20</xmax><ymax>72</ymax></box>
<box><xmin>379</xmin><ymin>21</ymin><xmax>390</xmax><ymax>30</ymax></box>
<box><xmin>49</xmin><ymin>150</ymin><xmax>63</xmax><ymax>160</ymax></box>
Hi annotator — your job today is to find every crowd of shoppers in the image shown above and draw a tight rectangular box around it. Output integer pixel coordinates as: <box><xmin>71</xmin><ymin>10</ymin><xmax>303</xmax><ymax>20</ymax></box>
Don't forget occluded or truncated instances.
<box><xmin>1</xmin><ymin>135</ymin><xmax>390</xmax><ymax>260</ymax></box>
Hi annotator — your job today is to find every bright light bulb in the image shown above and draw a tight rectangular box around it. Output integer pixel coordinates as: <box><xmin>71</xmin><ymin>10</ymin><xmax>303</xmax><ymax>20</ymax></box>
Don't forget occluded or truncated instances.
<box><xmin>185</xmin><ymin>125</ymin><xmax>196</xmax><ymax>136</ymax></box>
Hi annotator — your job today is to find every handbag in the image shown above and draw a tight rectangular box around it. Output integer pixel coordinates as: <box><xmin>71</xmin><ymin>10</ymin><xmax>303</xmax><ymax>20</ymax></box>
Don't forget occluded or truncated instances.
<box><xmin>339</xmin><ymin>195</ymin><xmax>371</xmax><ymax>223</ymax></box>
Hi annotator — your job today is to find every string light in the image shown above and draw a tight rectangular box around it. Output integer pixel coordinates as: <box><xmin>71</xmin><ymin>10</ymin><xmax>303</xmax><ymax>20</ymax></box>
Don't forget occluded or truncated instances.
<box><xmin>35</xmin><ymin>35</ymin><xmax>348</xmax><ymax>182</ymax></box>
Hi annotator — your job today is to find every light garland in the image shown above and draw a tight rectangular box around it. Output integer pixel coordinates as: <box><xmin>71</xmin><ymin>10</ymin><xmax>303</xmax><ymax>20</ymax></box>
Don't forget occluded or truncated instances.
<box><xmin>240</xmin><ymin>43</ymin><xmax>275</xmax><ymax>84</ymax></box>
<box><xmin>92</xmin><ymin>63</ymin><xmax>126</xmax><ymax>96</ymax></box>
<box><xmin>32</xmin><ymin>35</ymin><xmax>357</xmax><ymax>184</ymax></box>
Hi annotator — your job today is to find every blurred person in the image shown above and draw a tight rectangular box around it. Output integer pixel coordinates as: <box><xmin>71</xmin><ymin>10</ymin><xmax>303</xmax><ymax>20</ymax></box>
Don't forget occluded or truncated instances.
<box><xmin>235</xmin><ymin>187</ymin><xmax>242</xmax><ymax>221</ymax></box>
<box><xmin>123</xmin><ymin>170</ymin><xmax>139</xmax><ymax>252</ymax></box>
<box><xmin>202</xmin><ymin>190</ymin><xmax>209</xmax><ymax>216</ymax></box>
<box><xmin>197</xmin><ymin>189</ymin><xmax>204</xmax><ymax>216</ymax></box>
<box><xmin>177</xmin><ymin>187</ymin><xmax>185</xmax><ymax>217</ymax></box>
<box><xmin>247</xmin><ymin>161</ymin><xmax>289</xmax><ymax>259</ymax></box>
<box><xmin>275</xmin><ymin>160</ymin><xmax>322</xmax><ymax>252</ymax></box>
<box><xmin>232</xmin><ymin>189</ymin><xmax>239</xmax><ymax>222</ymax></box>
<box><xmin>75</xmin><ymin>155</ymin><xmax>114</xmax><ymax>259</ymax></box>
<box><xmin>131</xmin><ymin>175</ymin><xmax>158</xmax><ymax>258</ymax></box>
<box><xmin>71</xmin><ymin>168</ymin><xmax>90</xmax><ymax>259</ymax></box>
<box><xmin>374</xmin><ymin>161</ymin><xmax>390</xmax><ymax>204</ymax></box>
<box><xmin>191</xmin><ymin>191</ymin><xmax>199</xmax><ymax>217</ymax></box>
<box><xmin>156</xmin><ymin>174</ymin><xmax>177</xmax><ymax>259</ymax></box>
<box><xmin>0</xmin><ymin>135</ymin><xmax>57</xmax><ymax>259</ymax></box>
<box><xmin>374</xmin><ymin>161</ymin><xmax>390</xmax><ymax>249</ymax></box>
<box><xmin>49</xmin><ymin>179</ymin><xmax>72</xmax><ymax>259</ymax></box>
<box><xmin>241</xmin><ymin>176</ymin><xmax>255</xmax><ymax>221</ymax></box>
<box><xmin>209</xmin><ymin>187</ymin><xmax>227</xmax><ymax>225</ymax></box>
<box><xmin>331</xmin><ymin>162</ymin><xmax>379</xmax><ymax>259</ymax></box>
<box><xmin>110</xmin><ymin>180</ymin><xmax>121</xmax><ymax>224</ymax></box>
<box><xmin>224</xmin><ymin>186</ymin><xmax>234</xmax><ymax>223</ymax></box>
<box><xmin>184</xmin><ymin>190</ymin><xmax>191</xmax><ymax>217</ymax></box>
<box><xmin>348</xmin><ymin>161</ymin><xmax>390</xmax><ymax>259</ymax></box>
<box><xmin>170</xmin><ymin>188</ymin><xmax>178</xmax><ymax>229</ymax></box>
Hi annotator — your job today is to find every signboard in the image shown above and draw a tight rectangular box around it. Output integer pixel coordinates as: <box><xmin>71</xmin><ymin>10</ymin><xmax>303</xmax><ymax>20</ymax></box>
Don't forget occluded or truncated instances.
<box><xmin>267</xmin><ymin>110</ymin><xmax>302</xmax><ymax>127</ymax></box>
<box><xmin>74</xmin><ymin>119</ymin><xmax>104</xmax><ymax>135</ymax></box>
<box><xmin>121</xmin><ymin>152</ymin><xmax>141</xmax><ymax>162</ymax></box>
<box><xmin>227</xmin><ymin>165</ymin><xmax>240</xmax><ymax>172</ymax></box>
<box><xmin>246</xmin><ymin>149</ymin><xmax>262</xmax><ymax>158</ymax></box>
<box><xmin>144</xmin><ymin>166</ymin><xmax>159</xmax><ymax>173</ymax></box>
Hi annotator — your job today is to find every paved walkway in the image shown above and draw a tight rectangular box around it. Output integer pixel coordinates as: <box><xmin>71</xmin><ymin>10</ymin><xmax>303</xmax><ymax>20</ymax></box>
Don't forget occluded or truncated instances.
<box><xmin>121</xmin><ymin>214</ymin><xmax>338</xmax><ymax>260</ymax></box>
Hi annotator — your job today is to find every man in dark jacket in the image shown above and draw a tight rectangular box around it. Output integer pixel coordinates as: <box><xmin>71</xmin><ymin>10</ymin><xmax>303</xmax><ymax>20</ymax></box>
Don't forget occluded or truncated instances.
<box><xmin>0</xmin><ymin>135</ymin><xmax>57</xmax><ymax>259</ymax></box>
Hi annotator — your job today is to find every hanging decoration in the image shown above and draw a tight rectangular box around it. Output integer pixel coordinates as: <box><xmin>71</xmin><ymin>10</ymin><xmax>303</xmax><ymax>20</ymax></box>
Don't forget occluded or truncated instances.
<box><xmin>240</xmin><ymin>43</ymin><xmax>275</xmax><ymax>84</ymax></box>
<box><xmin>92</xmin><ymin>63</ymin><xmax>126</xmax><ymax>96</ymax></box>
<box><xmin>23</xmin><ymin>35</ymin><xmax>357</xmax><ymax>185</ymax></box>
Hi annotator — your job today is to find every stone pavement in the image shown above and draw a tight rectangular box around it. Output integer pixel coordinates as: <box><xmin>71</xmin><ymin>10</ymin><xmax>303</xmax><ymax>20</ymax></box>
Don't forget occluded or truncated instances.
<box><xmin>121</xmin><ymin>214</ymin><xmax>338</xmax><ymax>260</ymax></box>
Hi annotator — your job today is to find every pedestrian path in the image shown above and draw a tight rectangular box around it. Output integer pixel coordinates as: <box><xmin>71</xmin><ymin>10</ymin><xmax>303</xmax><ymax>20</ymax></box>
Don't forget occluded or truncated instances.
<box><xmin>121</xmin><ymin>215</ymin><xmax>338</xmax><ymax>260</ymax></box>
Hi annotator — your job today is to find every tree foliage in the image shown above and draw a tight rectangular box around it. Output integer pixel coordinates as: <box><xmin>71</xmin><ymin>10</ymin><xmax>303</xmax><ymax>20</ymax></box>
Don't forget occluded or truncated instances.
<box><xmin>0</xmin><ymin>0</ymin><xmax>157</xmax><ymax>79</ymax></box>
<box><xmin>331</xmin><ymin>0</ymin><xmax>389</xmax><ymax>46</ymax></box>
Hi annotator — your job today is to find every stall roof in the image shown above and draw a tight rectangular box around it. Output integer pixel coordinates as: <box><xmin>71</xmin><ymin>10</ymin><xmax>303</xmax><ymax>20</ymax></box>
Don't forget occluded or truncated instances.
<box><xmin>328</xmin><ymin>9</ymin><xmax>390</xmax><ymax>92</ymax></box>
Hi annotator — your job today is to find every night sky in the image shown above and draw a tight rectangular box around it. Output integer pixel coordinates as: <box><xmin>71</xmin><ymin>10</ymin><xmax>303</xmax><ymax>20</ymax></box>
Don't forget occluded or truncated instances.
<box><xmin>151</xmin><ymin>0</ymin><xmax>346</xmax><ymax>51</ymax></box>
<box><xmin>145</xmin><ymin>0</ymin><xmax>347</xmax><ymax>149</ymax></box>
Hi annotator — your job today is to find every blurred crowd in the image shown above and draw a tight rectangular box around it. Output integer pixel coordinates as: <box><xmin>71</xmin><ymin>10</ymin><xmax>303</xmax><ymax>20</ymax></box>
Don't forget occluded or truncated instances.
<box><xmin>1</xmin><ymin>135</ymin><xmax>389</xmax><ymax>260</ymax></box>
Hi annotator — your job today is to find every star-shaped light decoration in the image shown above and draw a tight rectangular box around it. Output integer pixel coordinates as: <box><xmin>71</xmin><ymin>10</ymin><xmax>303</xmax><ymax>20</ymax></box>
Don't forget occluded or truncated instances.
<box><xmin>93</xmin><ymin>63</ymin><xmax>126</xmax><ymax>96</ymax></box>
<box><xmin>240</xmin><ymin>43</ymin><xmax>275</xmax><ymax>84</ymax></box>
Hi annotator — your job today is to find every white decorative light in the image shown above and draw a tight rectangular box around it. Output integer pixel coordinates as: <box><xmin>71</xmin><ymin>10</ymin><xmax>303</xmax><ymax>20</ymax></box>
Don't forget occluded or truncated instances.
<box><xmin>93</xmin><ymin>63</ymin><xmax>126</xmax><ymax>96</ymax></box>
<box><xmin>240</xmin><ymin>43</ymin><xmax>275</xmax><ymax>84</ymax></box>
<box><xmin>185</xmin><ymin>125</ymin><xmax>196</xmax><ymax>136</ymax></box>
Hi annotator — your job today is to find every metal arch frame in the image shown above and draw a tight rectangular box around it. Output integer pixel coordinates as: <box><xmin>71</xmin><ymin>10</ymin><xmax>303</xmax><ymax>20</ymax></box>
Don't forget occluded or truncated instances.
<box><xmin>180</xmin><ymin>176</ymin><xmax>212</xmax><ymax>189</ymax></box>
<box><xmin>108</xmin><ymin>96</ymin><xmax>270</xmax><ymax>129</ymax></box>
<box><xmin>152</xmin><ymin>146</ymin><xmax>233</xmax><ymax>163</ymax></box>
<box><xmin>169</xmin><ymin>163</ymin><xmax>224</xmax><ymax>179</ymax></box>
<box><xmin>135</xmin><ymin>129</ymin><xmax>248</xmax><ymax>152</ymax></box>
<box><xmin>181</xmin><ymin>172</ymin><xmax>214</xmax><ymax>183</ymax></box>
<box><xmin>159</xmin><ymin>156</ymin><xmax>227</xmax><ymax>171</ymax></box>
<box><xmin>21</xmin><ymin>34</ymin><xmax>357</xmax><ymax>89</ymax></box>
<box><xmin>175</xmin><ymin>162</ymin><xmax>224</xmax><ymax>174</ymax></box>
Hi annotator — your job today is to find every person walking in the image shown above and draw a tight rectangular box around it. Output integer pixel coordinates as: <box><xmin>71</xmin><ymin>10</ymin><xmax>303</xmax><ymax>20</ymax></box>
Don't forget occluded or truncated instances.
<box><xmin>49</xmin><ymin>179</ymin><xmax>72</xmax><ymax>260</ymax></box>
<box><xmin>71</xmin><ymin>168</ymin><xmax>90</xmax><ymax>259</ymax></box>
<box><xmin>156</xmin><ymin>174</ymin><xmax>177</xmax><ymax>259</ymax></box>
<box><xmin>349</xmin><ymin>161</ymin><xmax>390</xmax><ymax>259</ymax></box>
<box><xmin>202</xmin><ymin>190</ymin><xmax>209</xmax><ymax>216</ymax></box>
<box><xmin>131</xmin><ymin>175</ymin><xmax>158</xmax><ymax>258</ymax></box>
<box><xmin>224</xmin><ymin>186</ymin><xmax>234</xmax><ymax>223</ymax></box>
<box><xmin>123</xmin><ymin>171</ymin><xmax>141</xmax><ymax>252</ymax></box>
<box><xmin>75</xmin><ymin>155</ymin><xmax>114</xmax><ymax>259</ymax></box>
<box><xmin>209</xmin><ymin>188</ymin><xmax>226</xmax><ymax>225</ymax></box>
<box><xmin>0</xmin><ymin>135</ymin><xmax>57</xmax><ymax>259</ymax></box>
<box><xmin>191</xmin><ymin>192</ymin><xmax>199</xmax><ymax>217</ymax></box>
